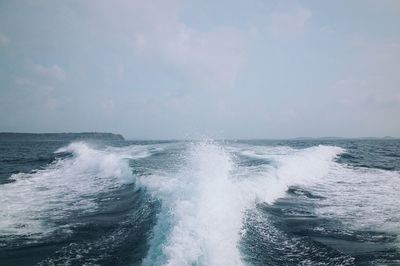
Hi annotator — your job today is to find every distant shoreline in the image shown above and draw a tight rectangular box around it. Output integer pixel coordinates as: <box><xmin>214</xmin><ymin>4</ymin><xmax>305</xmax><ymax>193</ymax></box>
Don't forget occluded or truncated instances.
<box><xmin>0</xmin><ymin>132</ymin><xmax>125</xmax><ymax>141</ymax></box>
<box><xmin>0</xmin><ymin>133</ymin><xmax>397</xmax><ymax>142</ymax></box>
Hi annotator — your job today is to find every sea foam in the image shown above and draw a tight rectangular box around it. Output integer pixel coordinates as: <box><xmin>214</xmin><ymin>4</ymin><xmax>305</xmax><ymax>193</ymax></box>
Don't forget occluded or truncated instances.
<box><xmin>141</xmin><ymin>142</ymin><xmax>343</xmax><ymax>265</ymax></box>
<box><xmin>0</xmin><ymin>142</ymin><xmax>149</xmax><ymax>237</ymax></box>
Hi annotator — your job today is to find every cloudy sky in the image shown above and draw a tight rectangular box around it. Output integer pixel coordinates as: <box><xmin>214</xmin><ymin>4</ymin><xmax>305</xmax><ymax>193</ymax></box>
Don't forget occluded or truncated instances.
<box><xmin>0</xmin><ymin>0</ymin><xmax>399</xmax><ymax>139</ymax></box>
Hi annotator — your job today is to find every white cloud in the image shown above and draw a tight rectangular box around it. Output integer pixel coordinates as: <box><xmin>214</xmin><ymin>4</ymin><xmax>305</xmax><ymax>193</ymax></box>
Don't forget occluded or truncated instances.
<box><xmin>31</xmin><ymin>63</ymin><xmax>66</xmax><ymax>82</ymax></box>
<box><xmin>12</xmin><ymin>62</ymin><xmax>66</xmax><ymax>112</ymax></box>
<box><xmin>351</xmin><ymin>40</ymin><xmax>399</xmax><ymax>100</ymax></box>
<box><xmin>101</xmin><ymin>99</ymin><xmax>115</xmax><ymax>114</ymax></box>
<box><xmin>85</xmin><ymin>0</ymin><xmax>249</xmax><ymax>88</ymax></box>
<box><xmin>333</xmin><ymin>76</ymin><xmax>400</xmax><ymax>109</ymax></box>
<box><xmin>14</xmin><ymin>62</ymin><xmax>66</xmax><ymax>91</ymax></box>
<box><xmin>144</xmin><ymin>25</ymin><xmax>248</xmax><ymax>88</ymax></box>
<box><xmin>15</xmin><ymin>76</ymin><xmax>34</xmax><ymax>86</ymax></box>
<box><xmin>0</xmin><ymin>32</ymin><xmax>9</xmax><ymax>46</ymax></box>
<box><xmin>327</xmin><ymin>39</ymin><xmax>400</xmax><ymax>135</ymax></box>
<box><xmin>45</xmin><ymin>97</ymin><xmax>60</xmax><ymax>110</ymax></box>
<box><xmin>267</xmin><ymin>6</ymin><xmax>312</xmax><ymax>37</ymax></box>
<box><xmin>116</xmin><ymin>64</ymin><xmax>125</xmax><ymax>81</ymax></box>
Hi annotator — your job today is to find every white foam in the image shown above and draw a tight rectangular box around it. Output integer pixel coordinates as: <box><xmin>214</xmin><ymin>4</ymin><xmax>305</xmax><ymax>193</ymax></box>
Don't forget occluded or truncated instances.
<box><xmin>243</xmin><ymin>144</ymin><xmax>400</xmax><ymax>246</ymax></box>
<box><xmin>236</xmin><ymin>145</ymin><xmax>344</xmax><ymax>204</ymax></box>
<box><xmin>141</xmin><ymin>142</ymin><xmax>343</xmax><ymax>265</ymax></box>
<box><xmin>0</xmin><ymin>142</ymin><xmax>150</xmax><ymax>237</ymax></box>
<box><xmin>313</xmin><ymin>165</ymin><xmax>400</xmax><ymax>234</ymax></box>
<box><xmin>141</xmin><ymin>142</ymin><xmax>243</xmax><ymax>265</ymax></box>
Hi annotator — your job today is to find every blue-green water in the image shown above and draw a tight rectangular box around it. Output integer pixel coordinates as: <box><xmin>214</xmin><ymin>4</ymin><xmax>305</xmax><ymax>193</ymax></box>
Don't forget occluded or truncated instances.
<box><xmin>0</xmin><ymin>139</ymin><xmax>399</xmax><ymax>265</ymax></box>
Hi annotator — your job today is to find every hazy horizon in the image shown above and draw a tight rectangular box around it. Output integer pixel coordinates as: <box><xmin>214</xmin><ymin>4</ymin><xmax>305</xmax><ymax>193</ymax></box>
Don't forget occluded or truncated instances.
<box><xmin>0</xmin><ymin>131</ymin><xmax>398</xmax><ymax>141</ymax></box>
<box><xmin>1</xmin><ymin>0</ymin><xmax>400</xmax><ymax>139</ymax></box>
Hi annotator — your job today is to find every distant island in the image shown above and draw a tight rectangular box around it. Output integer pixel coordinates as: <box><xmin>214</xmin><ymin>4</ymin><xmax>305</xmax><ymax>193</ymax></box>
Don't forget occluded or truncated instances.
<box><xmin>291</xmin><ymin>136</ymin><xmax>398</xmax><ymax>140</ymax></box>
<box><xmin>0</xmin><ymin>132</ymin><xmax>125</xmax><ymax>141</ymax></box>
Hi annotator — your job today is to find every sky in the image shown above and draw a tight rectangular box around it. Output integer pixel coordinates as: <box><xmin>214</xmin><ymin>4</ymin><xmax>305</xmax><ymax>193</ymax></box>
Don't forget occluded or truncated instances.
<box><xmin>0</xmin><ymin>0</ymin><xmax>399</xmax><ymax>139</ymax></box>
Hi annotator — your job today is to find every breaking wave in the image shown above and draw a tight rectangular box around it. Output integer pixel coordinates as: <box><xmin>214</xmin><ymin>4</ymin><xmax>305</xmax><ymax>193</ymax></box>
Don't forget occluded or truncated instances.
<box><xmin>140</xmin><ymin>142</ymin><xmax>343</xmax><ymax>265</ymax></box>
<box><xmin>1</xmin><ymin>139</ymin><xmax>399</xmax><ymax>265</ymax></box>
<box><xmin>0</xmin><ymin>142</ymin><xmax>150</xmax><ymax>237</ymax></box>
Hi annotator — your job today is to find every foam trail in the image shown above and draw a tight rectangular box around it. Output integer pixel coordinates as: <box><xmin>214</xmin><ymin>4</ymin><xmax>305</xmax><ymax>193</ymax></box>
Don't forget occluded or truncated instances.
<box><xmin>241</xmin><ymin>144</ymin><xmax>400</xmax><ymax>247</ymax></box>
<box><xmin>237</xmin><ymin>145</ymin><xmax>345</xmax><ymax>204</ymax></box>
<box><xmin>313</xmin><ymin>165</ymin><xmax>400</xmax><ymax>234</ymax></box>
<box><xmin>141</xmin><ymin>142</ymin><xmax>343</xmax><ymax>265</ymax></box>
<box><xmin>0</xmin><ymin>142</ymin><xmax>150</xmax><ymax>237</ymax></box>
<box><xmin>142</xmin><ymin>142</ymin><xmax>244</xmax><ymax>265</ymax></box>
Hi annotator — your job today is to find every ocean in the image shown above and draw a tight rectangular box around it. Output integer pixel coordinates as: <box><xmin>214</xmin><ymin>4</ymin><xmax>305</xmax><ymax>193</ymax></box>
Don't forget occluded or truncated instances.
<box><xmin>0</xmin><ymin>138</ymin><xmax>399</xmax><ymax>265</ymax></box>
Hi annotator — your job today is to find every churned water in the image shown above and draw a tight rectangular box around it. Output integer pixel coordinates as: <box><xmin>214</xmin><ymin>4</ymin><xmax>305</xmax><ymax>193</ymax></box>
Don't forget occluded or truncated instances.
<box><xmin>0</xmin><ymin>138</ymin><xmax>399</xmax><ymax>265</ymax></box>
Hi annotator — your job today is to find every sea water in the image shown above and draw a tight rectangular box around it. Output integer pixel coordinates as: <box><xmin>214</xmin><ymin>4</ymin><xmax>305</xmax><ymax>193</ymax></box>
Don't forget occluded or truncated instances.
<box><xmin>0</xmin><ymin>138</ymin><xmax>399</xmax><ymax>265</ymax></box>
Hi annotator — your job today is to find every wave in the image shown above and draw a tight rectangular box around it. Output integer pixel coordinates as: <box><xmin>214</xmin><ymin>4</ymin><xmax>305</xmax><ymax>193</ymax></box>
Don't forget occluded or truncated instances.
<box><xmin>237</xmin><ymin>145</ymin><xmax>344</xmax><ymax>204</ymax></box>
<box><xmin>140</xmin><ymin>142</ymin><xmax>343</xmax><ymax>265</ymax></box>
<box><xmin>0</xmin><ymin>142</ymin><xmax>150</xmax><ymax>237</ymax></box>
<box><xmin>239</xmin><ymin>145</ymin><xmax>400</xmax><ymax>239</ymax></box>
<box><xmin>313</xmin><ymin>165</ymin><xmax>400</xmax><ymax>234</ymax></box>
<box><xmin>2</xmin><ymin>140</ymin><xmax>398</xmax><ymax>264</ymax></box>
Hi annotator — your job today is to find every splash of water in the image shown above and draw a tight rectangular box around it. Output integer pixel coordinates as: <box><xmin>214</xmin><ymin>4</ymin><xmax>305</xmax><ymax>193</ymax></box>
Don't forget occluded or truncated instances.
<box><xmin>0</xmin><ymin>142</ymin><xmax>149</xmax><ymax>237</ymax></box>
<box><xmin>141</xmin><ymin>142</ymin><xmax>343</xmax><ymax>265</ymax></box>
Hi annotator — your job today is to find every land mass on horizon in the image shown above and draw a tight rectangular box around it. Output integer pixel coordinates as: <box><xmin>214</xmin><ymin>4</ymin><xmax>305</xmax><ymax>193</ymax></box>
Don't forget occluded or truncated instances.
<box><xmin>0</xmin><ymin>132</ymin><xmax>125</xmax><ymax>141</ymax></box>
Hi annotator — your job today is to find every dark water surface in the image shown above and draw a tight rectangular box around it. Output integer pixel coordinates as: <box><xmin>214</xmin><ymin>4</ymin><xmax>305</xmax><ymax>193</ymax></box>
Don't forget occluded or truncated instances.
<box><xmin>0</xmin><ymin>138</ymin><xmax>399</xmax><ymax>265</ymax></box>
